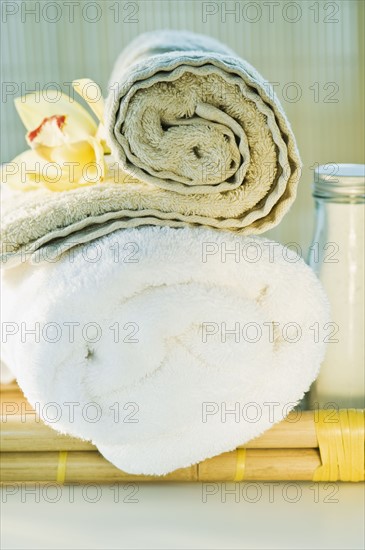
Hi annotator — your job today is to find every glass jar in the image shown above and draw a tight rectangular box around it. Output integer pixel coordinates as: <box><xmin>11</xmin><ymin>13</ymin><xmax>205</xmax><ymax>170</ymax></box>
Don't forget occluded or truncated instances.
<box><xmin>308</xmin><ymin>164</ymin><xmax>365</xmax><ymax>409</ymax></box>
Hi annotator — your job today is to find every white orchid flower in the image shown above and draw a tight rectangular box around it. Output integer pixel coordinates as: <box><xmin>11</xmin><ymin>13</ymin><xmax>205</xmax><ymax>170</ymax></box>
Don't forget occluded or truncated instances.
<box><xmin>3</xmin><ymin>79</ymin><xmax>109</xmax><ymax>191</ymax></box>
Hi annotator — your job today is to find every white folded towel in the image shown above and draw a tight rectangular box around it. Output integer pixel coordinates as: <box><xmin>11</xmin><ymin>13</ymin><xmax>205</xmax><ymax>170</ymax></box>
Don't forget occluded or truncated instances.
<box><xmin>1</xmin><ymin>226</ymin><xmax>329</xmax><ymax>475</ymax></box>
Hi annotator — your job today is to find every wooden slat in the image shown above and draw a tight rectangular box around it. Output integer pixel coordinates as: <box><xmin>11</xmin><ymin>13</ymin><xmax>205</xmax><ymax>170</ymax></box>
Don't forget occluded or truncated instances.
<box><xmin>0</xmin><ymin>449</ymin><xmax>322</xmax><ymax>483</ymax></box>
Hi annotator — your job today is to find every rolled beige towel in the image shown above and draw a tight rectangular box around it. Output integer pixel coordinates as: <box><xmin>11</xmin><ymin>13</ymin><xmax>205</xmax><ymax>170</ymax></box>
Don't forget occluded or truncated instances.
<box><xmin>105</xmin><ymin>30</ymin><xmax>302</xmax><ymax>232</ymax></box>
<box><xmin>1</xmin><ymin>31</ymin><xmax>301</xmax><ymax>267</ymax></box>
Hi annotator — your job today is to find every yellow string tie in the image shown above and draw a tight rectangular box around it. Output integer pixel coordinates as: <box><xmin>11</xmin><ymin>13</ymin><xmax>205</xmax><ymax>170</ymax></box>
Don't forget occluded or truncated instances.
<box><xmin>233</xmin><ymin>448</ymin><xmax>246</xmax><ymax>481</ymax></box>
<box><xmin>56</xmin><ymin>451</ymin><xmax>68</xmax><ymax>484</ymax></box>
<box><xmin>313</xmin><ymin>409</ymin><xmax>365</xmax><ymax>482</ymax></box>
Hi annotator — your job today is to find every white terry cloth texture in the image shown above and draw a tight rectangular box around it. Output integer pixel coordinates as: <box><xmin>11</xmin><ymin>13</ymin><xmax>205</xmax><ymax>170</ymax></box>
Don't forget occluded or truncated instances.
<box><xmin>1</xmin><ymin>30</ymin><xmax>301</xmax><ymax>267</ymax></box>
<box><xmin>1</xmin><ymin>226</ymin><xmax>329</xmax><ymax>476</ymax></box>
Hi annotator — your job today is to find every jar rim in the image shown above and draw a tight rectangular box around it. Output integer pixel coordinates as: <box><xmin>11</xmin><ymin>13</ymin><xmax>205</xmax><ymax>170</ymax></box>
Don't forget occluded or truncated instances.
<box><xmin>313</xmin><ymin>163</ymin><xmax>365</xmax><ymax>199</ymax></box>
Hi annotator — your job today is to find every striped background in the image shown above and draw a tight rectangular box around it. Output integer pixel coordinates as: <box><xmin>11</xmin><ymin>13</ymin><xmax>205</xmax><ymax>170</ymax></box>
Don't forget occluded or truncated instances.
<box><xmin>1</xmin><ymin>0</ymin><xmax>364</xmax><ymax>248</ymax></box>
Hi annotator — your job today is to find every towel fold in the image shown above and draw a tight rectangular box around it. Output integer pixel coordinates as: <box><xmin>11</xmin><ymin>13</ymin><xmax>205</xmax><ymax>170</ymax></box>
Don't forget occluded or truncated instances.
<box><xmin>106</xmin><ymin>30</ymin><xmax>301</xmax><ymax>214</ymax></box>
<box><xmin>1</xmin><ymin>227</ymin><xmax>329</xmax><ymax>475</ymax></box>
<box><xmin>1</xmin><ymin>30</ymin><xmax>301</xmax><ymax>268</ymax></box>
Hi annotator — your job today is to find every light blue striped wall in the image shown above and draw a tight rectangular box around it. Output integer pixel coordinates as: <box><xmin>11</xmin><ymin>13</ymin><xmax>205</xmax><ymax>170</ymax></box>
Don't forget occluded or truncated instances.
<box><xmin>1</xmin><ymin>0</ymin><xmax>364</xmax><ymax>248</ymax></box>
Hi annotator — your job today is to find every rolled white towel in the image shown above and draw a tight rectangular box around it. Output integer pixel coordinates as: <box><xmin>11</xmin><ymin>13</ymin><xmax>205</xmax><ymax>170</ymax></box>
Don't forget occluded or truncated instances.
<box><xmin>1</xmin><ymin>226</ymin><xmax>329</xmax><ymax>475</ymax></box>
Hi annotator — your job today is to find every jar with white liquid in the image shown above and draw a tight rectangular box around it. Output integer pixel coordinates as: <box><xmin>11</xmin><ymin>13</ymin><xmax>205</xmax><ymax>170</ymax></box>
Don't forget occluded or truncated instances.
<box><xmin>308</xmin><ymin>164</ymin><xmax>365</xmax><ymax>409</ymax></box>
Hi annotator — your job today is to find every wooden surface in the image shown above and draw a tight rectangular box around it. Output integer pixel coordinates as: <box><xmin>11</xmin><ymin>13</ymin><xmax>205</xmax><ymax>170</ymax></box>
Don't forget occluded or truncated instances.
<box><xmin>1</xmin><ymin>383</ymin><xmax>364</xmax><ymax>483</ymax></box>
<box><xmin>0</xmin><ymin>382</ymin><xmax>321</xmax><ymax>482</ymax></box>
<box><xmin>0</xmin><ymin>449</ymin><xmax>322</xmax><ymax>483</ymax></box>
<box><xmin>0</xmin><ymin>383</ymin><xmax>318</xmax><ymax>451</ymax></box>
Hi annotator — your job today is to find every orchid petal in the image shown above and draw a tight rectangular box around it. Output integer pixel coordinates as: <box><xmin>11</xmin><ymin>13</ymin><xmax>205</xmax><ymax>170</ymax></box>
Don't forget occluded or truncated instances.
<box><xmin>2</xmin><ymin>142</ymin><xmax>105</xmax><ymax>192</ymax></box>
<box><xmin>95</xmin><ymin>123</ymin><xmax>111</xmax><ymax>154</ymax></box>
<box><xmin>15</xmin><ymin>90</ymin><xmax>98</xmax><ymax>143</ymax></box>
<box><xmin>73</xmin><ymin>79</ymin><xmax>105</xmax><ymax>122</ymax></box>
<box><xmin>85</xmin><ymin>136</ymin><xmax>107</xmax><ymax>181</ymax></box>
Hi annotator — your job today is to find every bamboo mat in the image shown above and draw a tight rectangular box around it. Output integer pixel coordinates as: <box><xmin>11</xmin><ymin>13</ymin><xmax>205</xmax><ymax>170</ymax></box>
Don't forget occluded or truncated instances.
<box><xmin>1</xmin><ymin>383</ymin><xmax>363</xmax><ymax>483</ymax></box>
